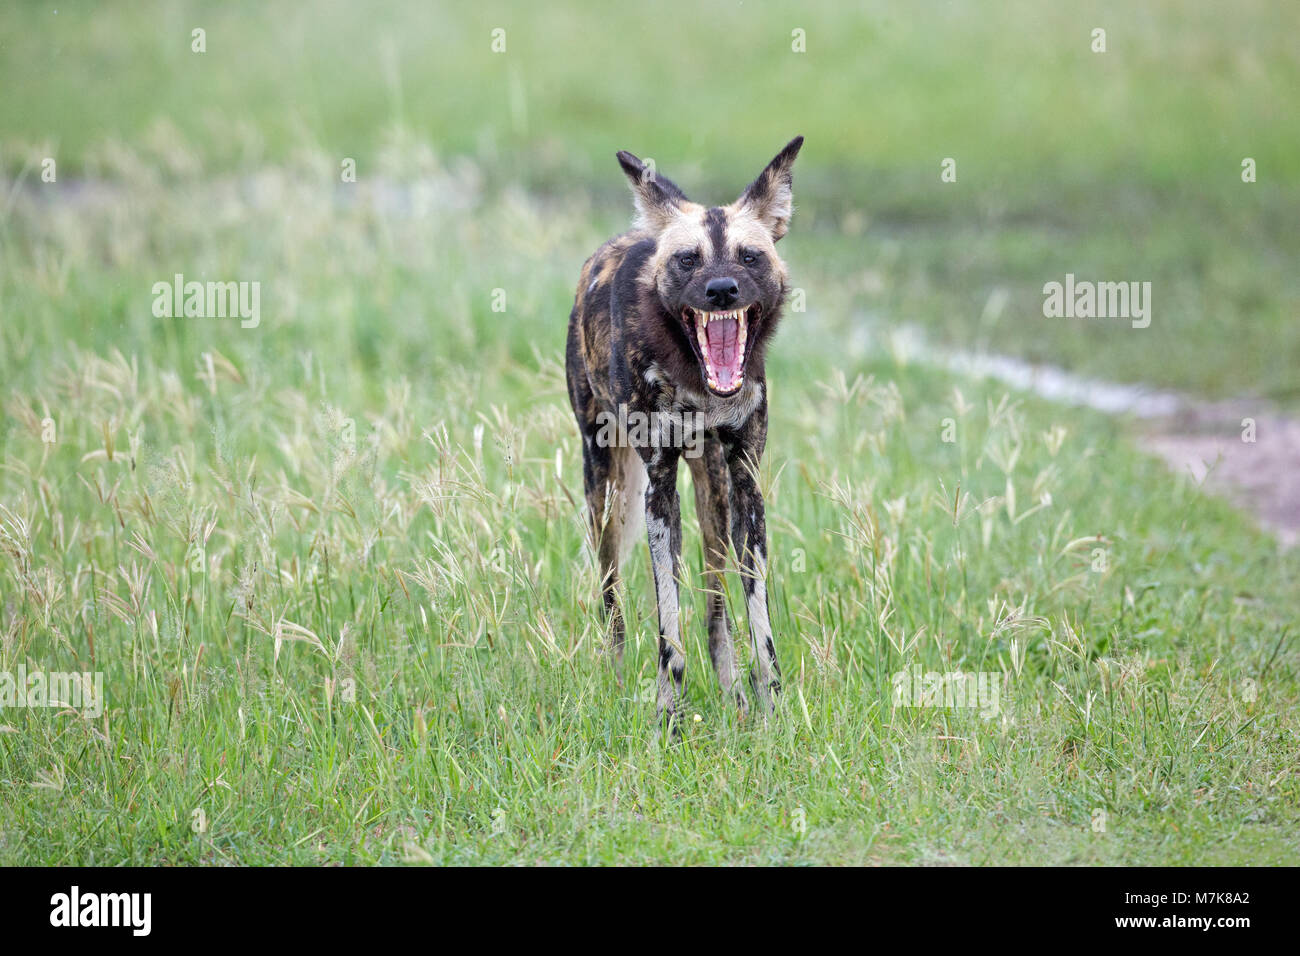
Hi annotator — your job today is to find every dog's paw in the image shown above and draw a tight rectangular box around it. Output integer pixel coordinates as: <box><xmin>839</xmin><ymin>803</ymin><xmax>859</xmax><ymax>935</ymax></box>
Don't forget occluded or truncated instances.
<box><xmin>749</xmin><ymin>670</ymin><xmax>781</xmax><ymax>716</ymax></box>
<box><xmin>731</xmin><ymin>686</ymin><xmax>751</xmax><ymax>719</ymax></box>
<box><xmin>657</xmin><ymin>707</ymin><xmax>686</xmax><ymax>742</ymax></box>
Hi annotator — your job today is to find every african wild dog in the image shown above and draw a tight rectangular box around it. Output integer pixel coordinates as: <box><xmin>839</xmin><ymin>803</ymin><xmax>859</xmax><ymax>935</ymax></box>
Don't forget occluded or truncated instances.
<box><xmin>565</xmin><ymin>136</ymin><xmax>804</xmax><ymax>730</ymax></box>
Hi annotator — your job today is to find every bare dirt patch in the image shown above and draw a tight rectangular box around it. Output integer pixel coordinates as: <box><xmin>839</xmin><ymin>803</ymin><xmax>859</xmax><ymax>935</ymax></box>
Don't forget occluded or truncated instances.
<box><xmin>872</xmin><ymin>325</ymin><xmax>1300</xmax><ymax>549</ymax></box>
<box><xmin>1142</xmin><ymin>401</ymin><xmax>1300</xmax><ymax>548</ymax></box>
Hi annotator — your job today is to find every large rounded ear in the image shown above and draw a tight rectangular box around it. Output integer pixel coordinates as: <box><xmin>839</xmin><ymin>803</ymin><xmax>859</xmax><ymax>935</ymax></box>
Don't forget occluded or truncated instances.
<box><xmin>616</xmin><ymin>150</ymin><xmax>690</xmax><ymax>232</ymax></box>
<box><xmin>734</xmin><ymin>135</ymin><xmax>804</xmax><ymax>240</ymax></box>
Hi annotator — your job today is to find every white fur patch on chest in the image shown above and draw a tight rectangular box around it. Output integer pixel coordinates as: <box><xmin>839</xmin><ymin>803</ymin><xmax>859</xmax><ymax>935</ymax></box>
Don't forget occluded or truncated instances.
<box><xmin>674</xmin><ymin>379</ymin><xmax>762</xmax><ymax>432</ymax></box>
<box><xmin>643</xmin><ymin>365</ymin><xmax>763</xmax><ymax>431</ymax></box>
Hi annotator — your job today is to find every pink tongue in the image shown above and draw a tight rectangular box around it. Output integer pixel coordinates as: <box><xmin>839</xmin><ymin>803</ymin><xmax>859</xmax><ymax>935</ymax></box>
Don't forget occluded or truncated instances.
<box><xmin>706</xmin><ymin>317</ymin><xmax>742</xmax><ymax>389</ymax></box>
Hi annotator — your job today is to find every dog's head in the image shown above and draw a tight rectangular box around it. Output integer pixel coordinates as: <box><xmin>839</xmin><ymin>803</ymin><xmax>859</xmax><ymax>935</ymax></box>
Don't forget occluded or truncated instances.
<box><xmin>616</xmin><ymin>136</ymin><xmax>803</xmax><ymax>397</ymax></box>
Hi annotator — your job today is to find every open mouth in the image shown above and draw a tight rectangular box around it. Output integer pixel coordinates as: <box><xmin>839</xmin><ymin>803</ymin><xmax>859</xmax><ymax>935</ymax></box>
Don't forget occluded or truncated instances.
<box><xmin>683</xmin><ymin>306</ymin><xmax>754</xmax><ymax>395</ymax></box>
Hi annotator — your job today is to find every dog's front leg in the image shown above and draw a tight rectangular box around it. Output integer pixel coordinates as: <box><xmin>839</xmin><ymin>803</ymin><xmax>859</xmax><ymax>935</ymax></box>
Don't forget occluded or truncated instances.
<box><xmin>642</xmin><ymin>445</ymin><xmax>686</xmax><ymax>733</ymax></box>
<box><xmin>723</xmin><ymin>418</ymin><xmax>781</xmax><ymax>714</ymax></box>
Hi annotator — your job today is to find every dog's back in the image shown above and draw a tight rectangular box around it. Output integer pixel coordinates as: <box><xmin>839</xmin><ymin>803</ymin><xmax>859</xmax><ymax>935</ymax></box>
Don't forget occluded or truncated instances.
<box><xmin>566</xmin><ymin>231</ymin><xmax>649</xmax><ymax>418</ymax></box>
<box><xmin>565</xmin><ymin>232</ymin><xmax>654</xmax><ymax>569</ymax></box>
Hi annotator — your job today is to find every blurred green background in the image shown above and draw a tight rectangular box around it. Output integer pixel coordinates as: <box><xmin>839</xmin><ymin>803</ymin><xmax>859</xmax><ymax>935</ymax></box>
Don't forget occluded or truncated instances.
<box><xmin>2</xmin><ymin>0</ymin><xmax>1298</xmax><ymax>399</ymax></box>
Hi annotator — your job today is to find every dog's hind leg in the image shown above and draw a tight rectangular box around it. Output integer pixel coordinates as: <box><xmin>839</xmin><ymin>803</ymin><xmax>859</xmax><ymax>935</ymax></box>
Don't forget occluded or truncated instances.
<box><xmin>582</xmin><ymin>438</ymin><xmax>625</xmax><ymax>659</ymax></box>
<box><xmin>567</xmin><ymin>328</ymin><xmax>632</xmax><ymax>666</ymax></box>
<box><xmin>687</xmin><ymin>438</ymin><xmax>748</xmax><ymax>715</ymax></box>
<box><xmin>575</xmin><ymin>431</ymin><xmax>647</xmax><ymax>668</ymax></box>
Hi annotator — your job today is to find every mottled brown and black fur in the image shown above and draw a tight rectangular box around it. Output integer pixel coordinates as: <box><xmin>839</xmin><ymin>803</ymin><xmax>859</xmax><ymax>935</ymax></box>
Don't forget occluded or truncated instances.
<box><xmin>565</xmin><ymin>136</ymin><xmax>804</xmax><ymax>730</ymax></box>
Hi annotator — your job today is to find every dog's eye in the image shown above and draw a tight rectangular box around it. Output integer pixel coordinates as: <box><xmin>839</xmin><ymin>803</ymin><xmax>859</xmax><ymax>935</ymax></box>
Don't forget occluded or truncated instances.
<box><xmin>677</xmin><ymin>254</ymin><xmax>696</xmax><ymax>270</ymax></box>
<box><xmin>741</xmin><ymin>250</ymin><xmax>759</xmax><ymax>266</ymax></box>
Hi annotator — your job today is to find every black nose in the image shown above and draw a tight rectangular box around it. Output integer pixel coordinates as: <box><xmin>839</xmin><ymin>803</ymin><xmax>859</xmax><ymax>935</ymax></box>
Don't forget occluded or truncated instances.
<box><xmin>704</xmin><ymin>277</ymin><xmax>740</xmax><ymax>308</ymax></box>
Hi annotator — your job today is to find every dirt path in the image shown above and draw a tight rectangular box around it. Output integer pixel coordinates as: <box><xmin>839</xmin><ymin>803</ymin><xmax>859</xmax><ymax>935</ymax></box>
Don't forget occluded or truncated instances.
<box><xmin>863</xmin><ymin>325</ymin><xmax>1300</xmax><ymax>548</ymax></box>
<box><xmin>1141</xmin><ymin>401</ymin><xmax>1300</xmax><ymax>547</ymax></box>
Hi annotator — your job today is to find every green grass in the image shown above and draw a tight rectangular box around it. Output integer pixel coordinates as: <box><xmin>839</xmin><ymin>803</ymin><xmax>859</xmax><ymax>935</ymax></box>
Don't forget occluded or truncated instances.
<box><xmin>1</xmin><ymin>0</ymin><xmax>1298</xmax><ymax>864</ymax></box>
<box><xmin>1</xmin><ymin>149</ymin><xmax>1297</xmax><ymax>864</ymax></box>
